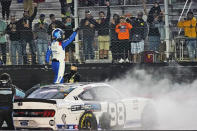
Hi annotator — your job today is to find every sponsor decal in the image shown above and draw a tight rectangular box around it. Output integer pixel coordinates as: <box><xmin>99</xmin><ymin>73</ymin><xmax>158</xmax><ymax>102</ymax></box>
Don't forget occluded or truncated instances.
<box><xmin>20</xmin><ymin>120</ymin><xmax>29</xmax><ymax>126</ymax></box>
<box><xmin>57</xmin><ymin>124</ymin><xmax>78</xmax><ymax>130</ymax></box>
<box><xmin>56</xmin><ymin>124</ymin><xmax>66</xmax><ymax>129</ymax></box>
<box><xmin>71</xmin><ymin>103</ymin><xmax>101</xmax><ymax>112</ymax></box>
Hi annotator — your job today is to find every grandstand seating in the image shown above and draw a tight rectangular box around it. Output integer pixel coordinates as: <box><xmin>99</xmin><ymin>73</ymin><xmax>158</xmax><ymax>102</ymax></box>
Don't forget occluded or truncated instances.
<box><xmin>0</xmin><ymin>0</ymin><xmax>196</xmax><ymax>64</ymax></box>
<box><xmin>0</xmin><ymin>0</ymin><xmax>195</xmax><ymax>35</ymax></box>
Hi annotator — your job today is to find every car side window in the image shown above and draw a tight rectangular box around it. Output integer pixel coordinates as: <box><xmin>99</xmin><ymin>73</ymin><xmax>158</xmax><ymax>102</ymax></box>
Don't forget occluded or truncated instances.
<box><xmin>78</xmin><ymin>90</ymin><xmax>94</xmax><ymax>101</ymax></box>
<box><xmin>93</xmin><ymin>86</ymin><xmax>120</xmax><ymax>101</ymax></box>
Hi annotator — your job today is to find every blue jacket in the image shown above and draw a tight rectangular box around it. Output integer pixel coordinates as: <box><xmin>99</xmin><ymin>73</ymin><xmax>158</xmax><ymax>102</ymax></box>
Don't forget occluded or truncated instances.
<box><xmin>46</xmin><ymin>31</ymin><xmax>77</xmax><ymax>63</ymax></box>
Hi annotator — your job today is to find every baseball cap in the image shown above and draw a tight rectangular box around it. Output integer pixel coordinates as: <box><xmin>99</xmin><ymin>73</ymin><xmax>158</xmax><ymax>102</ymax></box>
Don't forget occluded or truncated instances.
<box><xmin>85</xmin><ymin>10</ymin><xmax>91</xmax><ymax>14</ymax></box>
<box><xmin>40</xmin><ymin>14</ymin><xmax>45</xmax><ymax>18</ymax></box>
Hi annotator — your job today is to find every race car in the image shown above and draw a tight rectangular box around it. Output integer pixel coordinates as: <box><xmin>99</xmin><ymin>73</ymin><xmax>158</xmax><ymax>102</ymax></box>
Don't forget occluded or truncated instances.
<box><xmin>13</xmin><ymin>82</ymin><xmax>157</xmax><ymax>130</ymax></box>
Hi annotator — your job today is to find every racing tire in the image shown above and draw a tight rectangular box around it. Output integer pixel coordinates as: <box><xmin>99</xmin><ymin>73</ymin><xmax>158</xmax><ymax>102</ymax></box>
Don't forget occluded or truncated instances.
<box><xmin>141</xmin><ymin>104</ymin><xmax>158</xmax><ymax>130</ymax></box>
<box><xmin>78</xmin><ymin>111</ymin><xmax>97</xmax><ymax>130</ymax></box>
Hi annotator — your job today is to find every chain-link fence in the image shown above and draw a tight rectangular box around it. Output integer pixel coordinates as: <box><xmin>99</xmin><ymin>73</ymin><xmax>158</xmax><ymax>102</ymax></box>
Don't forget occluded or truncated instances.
<box><xmin>0</xmin><ymin>0</ymin><xmax>196</xmax><ymax>65</ymax></box>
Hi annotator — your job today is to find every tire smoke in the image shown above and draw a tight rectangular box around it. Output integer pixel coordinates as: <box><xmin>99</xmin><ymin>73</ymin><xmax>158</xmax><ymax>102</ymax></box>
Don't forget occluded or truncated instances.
<box><xmin>108</xmin><ymin>68</ymin><xmax>197</xmax><ymax>130</ymax></box>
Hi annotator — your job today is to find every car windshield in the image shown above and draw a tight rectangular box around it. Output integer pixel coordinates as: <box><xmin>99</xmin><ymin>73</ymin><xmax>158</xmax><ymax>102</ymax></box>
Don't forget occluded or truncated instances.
<box><xmin>27</xmin><ymin>86</ymin><xmax>75</xmax><ymax>99</ymax></box>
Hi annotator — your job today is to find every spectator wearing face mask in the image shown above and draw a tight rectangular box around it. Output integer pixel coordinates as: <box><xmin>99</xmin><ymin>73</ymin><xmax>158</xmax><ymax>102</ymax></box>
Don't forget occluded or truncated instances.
<box><xmin>48</xmin><ymin>14</ymin><xmax>65</xmax><ymax>41</ymax></box>
<box><xmin>62</xmin><ymin>16</ymin><xmax>75</xmax><ymax>63</ymax></box>
<box><xmin>64</xmin><ymin>64</ymin><xmax>81</xmax><ymax>83</ymax></box>
<box><xmin>33</xmin><ymin>14</ymin><xmax>49</xmax><ymax>65</ymax></box>
<box><xmin>6</xmin><ymin>15</ymin><xmax>22</xmax><ymax>65</ymax></box>
<box><xmin>17</xmin><ymin>3</ymin><xmax>38</xmax><ymax>65</ymax></box>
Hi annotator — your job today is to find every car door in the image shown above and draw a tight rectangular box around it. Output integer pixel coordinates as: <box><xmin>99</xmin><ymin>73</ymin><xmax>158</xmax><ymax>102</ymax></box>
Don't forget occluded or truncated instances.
<box><xmin>91</xmin><ymin>86</ymin><xmax>126</xmax><ymax>128</ymax></box>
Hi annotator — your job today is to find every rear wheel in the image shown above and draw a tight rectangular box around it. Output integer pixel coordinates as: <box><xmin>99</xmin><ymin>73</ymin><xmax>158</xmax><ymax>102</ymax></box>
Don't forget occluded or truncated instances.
<box><xmin>141</xmin><ymin>104</ymin><xmax>158</xmax><ymax>130</ymax></box>
<box><xmin>78</xmin><ymin>111</ymin><xmax>97</xmax><ymax>130</ymax></box>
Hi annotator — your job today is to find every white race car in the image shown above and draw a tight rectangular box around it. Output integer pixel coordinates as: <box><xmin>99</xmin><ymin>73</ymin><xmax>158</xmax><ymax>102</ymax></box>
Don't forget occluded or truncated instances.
<box><xmin>13</xmin><ymin>83</ymin><xmax>157</xmax><ymax>130</ymax></box>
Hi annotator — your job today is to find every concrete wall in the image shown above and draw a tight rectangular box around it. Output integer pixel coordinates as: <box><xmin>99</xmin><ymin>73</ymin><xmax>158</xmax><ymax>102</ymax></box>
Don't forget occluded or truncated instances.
<box><xmin>1</xmin><ymin>63</ymin><xmax>197</xmax><ymax>91</ymax></box>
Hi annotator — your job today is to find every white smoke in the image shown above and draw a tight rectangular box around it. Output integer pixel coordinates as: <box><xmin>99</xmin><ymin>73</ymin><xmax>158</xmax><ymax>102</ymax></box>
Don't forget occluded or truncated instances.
<box><xmin>108</xmin><ymin>68</ymin><xmax>197</xmax><ymax>130</ymax></box>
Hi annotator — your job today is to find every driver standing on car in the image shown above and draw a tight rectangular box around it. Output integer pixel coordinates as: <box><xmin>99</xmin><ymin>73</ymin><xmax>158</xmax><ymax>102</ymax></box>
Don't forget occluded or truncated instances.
<box><xmin>46</xmin><ymin>28</ymin><xmax>79</xmax><ymax>84</ymax></box>
<box><xmin>0</xmin><ymin>73</ymin><xmax>25</xmax><ymax>130</ymax></box>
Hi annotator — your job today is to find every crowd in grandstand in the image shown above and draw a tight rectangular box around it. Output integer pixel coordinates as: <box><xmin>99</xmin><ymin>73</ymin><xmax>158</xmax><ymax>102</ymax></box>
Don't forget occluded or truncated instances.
<box><xmin>0</xmin><ymin>0</ymin><xmax>196</xmax><ymax>65</ymax></box>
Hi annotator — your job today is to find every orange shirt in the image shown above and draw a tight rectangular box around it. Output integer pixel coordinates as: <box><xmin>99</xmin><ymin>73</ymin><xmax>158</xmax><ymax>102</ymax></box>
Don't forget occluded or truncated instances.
<box><xmin>177</xmin><ymin>17</ymin><xmax>197</xmax><ymax>38</ymax></box>
<box><xmin>115</xmin><ymin>22</ymin><xmax>133</xmax><ymax>40</ymax></box>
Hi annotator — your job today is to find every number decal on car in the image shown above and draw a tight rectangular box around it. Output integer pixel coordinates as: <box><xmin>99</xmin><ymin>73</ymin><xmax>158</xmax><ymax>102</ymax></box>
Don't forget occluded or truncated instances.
<box><xmin>108</xmin><ymin>102</ymin><xmax>125</xmax><ymax>127</ymax></box>
<box><xmin>108</xmin><ymin>103</ymin><xmax>117</xmax><ymax>126</ymax></box>
<box><xmin>117</xmin><ymin>102</ymin><xmax>125</xmax><ymax>126</ymax></box>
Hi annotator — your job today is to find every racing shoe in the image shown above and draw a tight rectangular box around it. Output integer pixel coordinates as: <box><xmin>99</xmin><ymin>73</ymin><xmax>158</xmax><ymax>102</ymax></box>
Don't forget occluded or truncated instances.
<box><xmin>118</xmin><ymin>58</ymin><xmax>124</xmax><ymax>63</ymax></box>
<box><xmin>125</xmin><ymin>58</ymin><xmax>130</xmax><ymax>63</ymax></box>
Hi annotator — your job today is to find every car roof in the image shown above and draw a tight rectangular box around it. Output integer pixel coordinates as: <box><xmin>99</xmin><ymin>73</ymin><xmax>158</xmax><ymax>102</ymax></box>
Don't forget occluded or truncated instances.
<box><xmin>39</xmin><ymin>82</ymin><xmax>111</xmax><ymax>89</ymax></box>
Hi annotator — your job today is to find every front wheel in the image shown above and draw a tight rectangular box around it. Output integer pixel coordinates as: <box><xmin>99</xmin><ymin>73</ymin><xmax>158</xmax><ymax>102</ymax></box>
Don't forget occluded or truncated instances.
<box><xmin>78</xmin><ymin>111</ymin><xmax>97</xmax><ymax>130</ymax></box>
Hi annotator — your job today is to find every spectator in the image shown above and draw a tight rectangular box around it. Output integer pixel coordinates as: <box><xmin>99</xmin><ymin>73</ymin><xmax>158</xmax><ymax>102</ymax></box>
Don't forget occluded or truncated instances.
<box><xmin>147</xmin><ymin>2</ymin><xmax>161</xmax><ymax>52</ymax></box>
<box><xmin>62</xmin><ymin>16</ymin><xmax>75</xmax><ymax>63</ymax></box>
<box><xmin>130</xmin><ymin>12</ymin><xmax>148</xmax><ymax>63</ymax></box>
<box><xmin>64</xmin><ymin>64</ymin><xmax>81</xmax><ymax>83</ymax></box>
<box><xmin>178</xmin><ymin>11</ymin><xmax>197</xmax><ymax>61</ymax></box>
<box><xmin>115</xmin><ymin>16</ymin><xmax>132</xmax><ymax>63</ymax></box>
<box><xmin>1</xmin><ymin>0</ymin><xmax>12</xmax><ymax>20</ymax></box>
<box><xmin>0</xmin><ymin>19</ymin><xmax>7</xmax><ymax>65</ymax></box>
<box><xmin>48</xmin><ymin>14</ymin><xmax>65</xmax><ymax>41</ymax></box>
<box><xmin>110</xmin><ymin>14</ymin><xmax>120</xmax><ymax>63</ymax></box>
<box><xmin>156</xmin><ymin>11</ymin><xmax>166</xmax><ymax>61</ymax></box>
<box><xmin>59</xmin><ymin>0</ymin><xmax>74</xmax><ymax>17</ymax></box>
<box><xmin>148</xmin><ymin>2</ymin><xmax>161</xmax><ymax>20</ymax></box>
<box><xmin>6</xmin><ymin>15</ymin><xmax>22</xmax><ymax>65</ymax></box>
<box><xmin>89</xmin><ymin>1</ymin><xmax>111</xmax><ymax>59</ymax></box>
<box><xmin>24</xmin><ymin>0</ymin><xmax>33</xmax><ymax>16</ymax></box>
<box><xmin>33</xmin><ymin>14</ymin><xmax>49</xmax><ymax>65</ymax></box>
<box><xmin>17</xmin><ymin>3</ymin><xmax>38</xmax><ymax>65</ymax></box>
<box><xmin>80</xmin><ymin>10</ymin><xmax>95</xmax><ymax>61</ymax></box>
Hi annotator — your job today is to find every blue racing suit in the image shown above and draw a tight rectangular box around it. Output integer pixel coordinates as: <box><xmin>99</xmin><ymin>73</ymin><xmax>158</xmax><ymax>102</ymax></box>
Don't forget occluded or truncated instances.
<box><xmin>46</xmin><ymin>31</ymin><xmax>77</xmax><ymax>84</ymax></box>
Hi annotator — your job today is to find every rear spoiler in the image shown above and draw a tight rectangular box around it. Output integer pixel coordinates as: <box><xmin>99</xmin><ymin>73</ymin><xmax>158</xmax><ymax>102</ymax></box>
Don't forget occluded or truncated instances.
<box><xmin>14</xmin><ymin>98</ymin><xmax>56</xmax><ymax>104</ymax></box>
